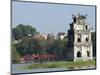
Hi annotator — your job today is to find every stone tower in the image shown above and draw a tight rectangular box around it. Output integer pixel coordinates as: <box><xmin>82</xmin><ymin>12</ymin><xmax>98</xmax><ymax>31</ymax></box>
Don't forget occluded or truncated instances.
<box><xmin>67</xmin><ymin>14</ymin><xmax>93</xmax><ymax>61</ymax></box>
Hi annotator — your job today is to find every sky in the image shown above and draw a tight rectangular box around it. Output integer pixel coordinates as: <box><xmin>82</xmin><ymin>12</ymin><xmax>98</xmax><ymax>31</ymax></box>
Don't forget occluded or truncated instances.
<box><xmin>12</xmin><ymin>1</ymin><xmax>96</xmax><ymax>35</ymax></box>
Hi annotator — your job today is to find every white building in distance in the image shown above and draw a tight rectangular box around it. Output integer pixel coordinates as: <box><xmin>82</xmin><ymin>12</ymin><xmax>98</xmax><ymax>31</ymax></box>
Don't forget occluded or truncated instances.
<box><xmin>57</xmin><ymin>32</ymin><xmax>67</xmax><ymax>40</ymax></box>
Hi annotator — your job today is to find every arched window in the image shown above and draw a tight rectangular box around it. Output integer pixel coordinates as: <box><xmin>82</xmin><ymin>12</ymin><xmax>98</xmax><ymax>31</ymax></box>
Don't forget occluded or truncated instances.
<box><xmin>86</xmin><ymin>37</ymin><xmax>89</xmax><ymax>42</ymax></box>
<box><xmin>87</xmin><ymin>51</ymin><xmax>90</xmax><ymax>57</ymax></box>
<box><xmin>77</xmin><ymin>38</ymin><xmax>81</xmax><ymax>42</ymax></box>
<box><xmin>86</xmin><ymin>25</ymin><xmax>88</xmax><ymax>29</ymax></box>
<box><xmin>77</xmin><ymin>51</ymin><xmax>81</xmax><ymax>57</ymax></box>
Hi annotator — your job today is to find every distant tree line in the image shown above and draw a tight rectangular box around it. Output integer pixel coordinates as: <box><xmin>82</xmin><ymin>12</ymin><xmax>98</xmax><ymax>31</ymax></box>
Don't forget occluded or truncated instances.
<box><xmin>12</xmin><ymin>24</ymin><xmax>67</xmax><ymax>63</ymax></box>
<box><xmin>12</xmin><ymin>24</ymin><xmax>96</xmax><ymax>63</ymax></box>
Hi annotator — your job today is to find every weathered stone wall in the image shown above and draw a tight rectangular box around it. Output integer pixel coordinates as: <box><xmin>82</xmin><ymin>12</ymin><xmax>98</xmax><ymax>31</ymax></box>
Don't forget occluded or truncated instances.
<box><xmin>67</xmin><ymin>14</ymin><xmax>93</xmax><ymax>61</ymax></box>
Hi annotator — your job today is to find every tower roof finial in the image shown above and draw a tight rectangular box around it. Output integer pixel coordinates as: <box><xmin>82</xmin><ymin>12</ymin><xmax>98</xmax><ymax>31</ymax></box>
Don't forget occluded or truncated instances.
<box><xmin>72</xmin><ymin>13</ymin><xmax>87</xmax><ymax>23</ymax></box>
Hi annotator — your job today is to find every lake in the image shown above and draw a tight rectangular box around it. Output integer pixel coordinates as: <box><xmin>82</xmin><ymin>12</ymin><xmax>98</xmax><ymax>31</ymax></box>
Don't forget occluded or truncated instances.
<box><xmin>12</xmin><ymin>63</ymin><xmax>95</xmax><ymax>74</ymax></box>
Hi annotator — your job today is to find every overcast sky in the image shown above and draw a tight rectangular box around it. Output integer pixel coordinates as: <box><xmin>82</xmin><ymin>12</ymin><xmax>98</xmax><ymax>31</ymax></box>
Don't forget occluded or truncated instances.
<box><xmin>12</xmin><ymin>1</ymin><xmax>96</xmax><ymax>35</ymax></box>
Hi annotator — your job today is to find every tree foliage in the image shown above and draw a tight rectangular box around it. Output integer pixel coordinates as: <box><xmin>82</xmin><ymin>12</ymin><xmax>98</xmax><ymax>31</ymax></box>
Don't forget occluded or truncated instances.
<box><xmin>12</xmin><ymin>24</ymin><xmax>36</xmax><ymax>40</ymax></box>
<box><xmin>12</xmin><ymin>44</ymin><xmax>21</xmax><ymax>63</ymax></box>
<box><xmin>48</xmin><ymin>39</ymin><xmax>67</xmax><ymax>57</ymax></box>
<box><xmin>12</xmin><ymin>24</ymin><xmax>68</xmax><ymax>58</ymax></box>
<box><xmin>91</xmin><ymin>32</ymin><xmax>96</xmax><ymax>57</ymax></box>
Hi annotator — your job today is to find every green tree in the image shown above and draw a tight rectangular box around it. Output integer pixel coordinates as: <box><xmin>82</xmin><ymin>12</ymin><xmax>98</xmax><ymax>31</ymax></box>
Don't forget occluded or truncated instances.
<box><xmin>91</xmin><ymin>32</ymin><xmax>96</xmax><ymax>57</ymax></box>
<box><xmin>12</xmin><ymin>44</ymin><xmax>21</xmax><ymax>63</ymax></box>
<box><xmin>48</xmin><ymin>39</ymin><xmax>67</xmax><ymax>57</ymax></box>
<box><xmin>32</xmin><ymin>36</ymin><xmax>48</xmax><ymax>54</ymax></box>
<box><xmin>12</xmin><ymin>24</ymin><xmax>36</xmax><ymax>40</ymax></box>
<box><xmin>16</xmin><ymin>37</ymin><xmax>35</xmax><ymax>55</ymax></box>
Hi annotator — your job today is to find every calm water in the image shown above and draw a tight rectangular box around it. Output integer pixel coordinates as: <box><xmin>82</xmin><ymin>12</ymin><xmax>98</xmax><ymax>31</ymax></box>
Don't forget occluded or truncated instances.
<box><xmin>12</xmin><ymin>63</ymin><xmax>95</xmax><ymax>74</ymax></box>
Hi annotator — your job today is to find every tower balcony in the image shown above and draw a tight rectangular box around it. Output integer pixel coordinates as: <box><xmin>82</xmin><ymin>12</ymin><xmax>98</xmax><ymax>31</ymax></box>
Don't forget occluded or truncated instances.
<box><xmin>74</xmin><ymin>42</ymin><xmax>92</xmax><ymax>46</ymax></box>
<box><xmin>74</xmin><ymin>30</ymin><xmax>91</xmax><ymax>34</ymax></box>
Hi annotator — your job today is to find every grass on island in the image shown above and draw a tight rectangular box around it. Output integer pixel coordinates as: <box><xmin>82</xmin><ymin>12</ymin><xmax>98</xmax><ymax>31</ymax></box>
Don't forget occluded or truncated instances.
<box><xmin>20</xmin><ymin>60</ymin><xmax>96</xmax><ymax>70</ymax></box>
